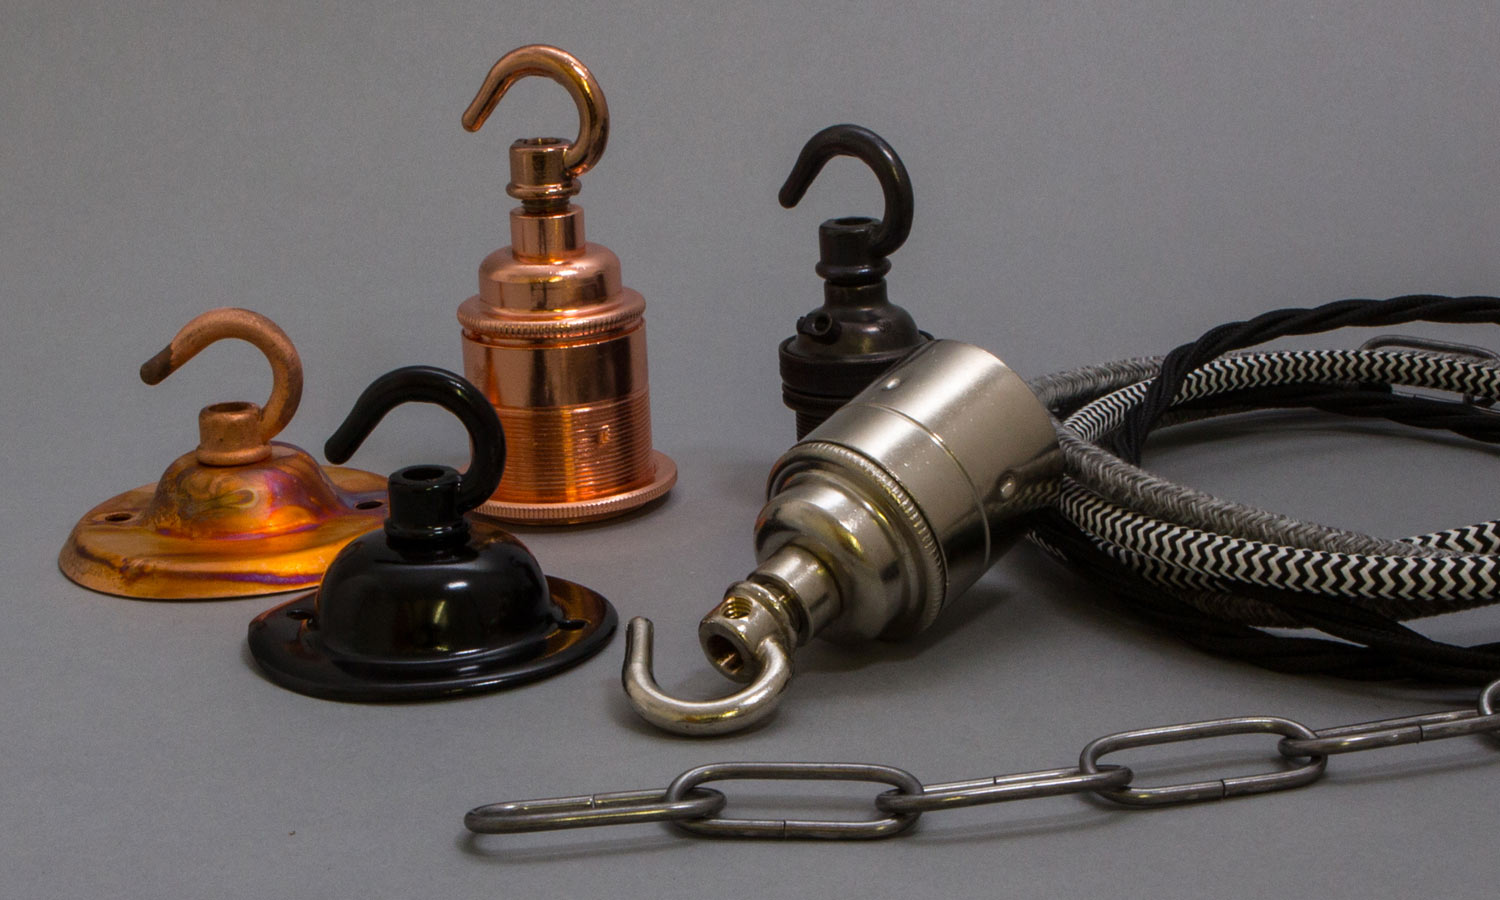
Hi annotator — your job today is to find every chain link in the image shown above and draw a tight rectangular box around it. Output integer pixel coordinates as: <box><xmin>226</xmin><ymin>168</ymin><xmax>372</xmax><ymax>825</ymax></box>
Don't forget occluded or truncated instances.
<box><xmin>663</xmin><ymin>762</ymin><xmax>923</xmax><ymax>839</ymax></box>
<box><xmin>1080</xmin><ymin>716</ymin><xmax>1327</xmax><ymax>807</ymax></box>
<box><xmin>873</xmin><ymin>764</ymin><xmax>1131</xmax><ymax>814</ymax></box>
<box><xmin>464</xmin><ymin>787</ymin><xmax>727</xmax><ymax>834</ymax></box>
<box><xmin>464</xmin><ymin>678</ymin><xmax>1500</xmax><ymax>840</ymax></box>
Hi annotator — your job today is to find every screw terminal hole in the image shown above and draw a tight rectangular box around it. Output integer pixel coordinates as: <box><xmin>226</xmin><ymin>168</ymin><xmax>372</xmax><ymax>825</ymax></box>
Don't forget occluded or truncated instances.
<box><xmin>705</xmin><ymin>635</ymin><xmax>745</xmax><ymax>675</ymax></box>
<box><xmin>355</xmin><ymin>500</ymin><xmax>384</xmax><ymax>510</ymax></box>
<box><xmin>719</xmin><ymin>598</ymin><xmax>754</xmax><ymax>619</ymax></box>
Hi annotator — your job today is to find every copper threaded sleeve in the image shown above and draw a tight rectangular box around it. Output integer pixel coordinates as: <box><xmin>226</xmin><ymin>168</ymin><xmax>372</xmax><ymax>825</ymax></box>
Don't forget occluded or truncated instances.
<box><xmin>491</xmin><ymin>391</ymin><xmax>656</xmax><ymax>504</ymax></box>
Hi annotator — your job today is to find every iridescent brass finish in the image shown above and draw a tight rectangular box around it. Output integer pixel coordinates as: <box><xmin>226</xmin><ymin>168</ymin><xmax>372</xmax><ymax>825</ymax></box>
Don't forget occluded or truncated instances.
<box><xmin>457</xmin><ymin>45</ymin><xmax>675</xmax><ymax>524</ymax></box>
<box><xmin>59</xmin><ymin>308</ymin><xmax>386</xmax><ymax>599</ymax></box>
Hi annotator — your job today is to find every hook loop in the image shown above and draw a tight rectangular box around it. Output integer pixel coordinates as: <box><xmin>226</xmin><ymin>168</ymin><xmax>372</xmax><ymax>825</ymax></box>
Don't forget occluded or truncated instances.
<box><xmin>139</xmin><ymin>307</ymin><xmax>303</xmax><ymax>465</ymax></box>
<box><xmin>778</xmin><ymin>124</ymin><xmax>913</xmax><ymax>259</ymax></box>
<box><xmin>324</xmin><ymin>366</ymin><xmax>505</xmax><ymax>515</ymax></box>
<box><xmin>462</xmin><ymin>44</ymin><xmax>609</xmax><ymax>177</ymax></box>
<box><xmin>622</xmin><ymin>618</ymin><xmax>793</xmax><ymax>736</ymax></box>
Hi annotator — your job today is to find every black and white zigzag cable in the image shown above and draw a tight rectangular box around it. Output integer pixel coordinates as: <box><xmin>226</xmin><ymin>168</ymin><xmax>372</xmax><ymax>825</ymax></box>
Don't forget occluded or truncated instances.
<box><xmin>1026</xmin><ymin>295</ymin><xmax>1500</xmax><ymax>683</ymax></box>
<box><xmin>1061</xmin><ymin>349</ymin><xmax>1500</xmax><ymax>610</ymax></box>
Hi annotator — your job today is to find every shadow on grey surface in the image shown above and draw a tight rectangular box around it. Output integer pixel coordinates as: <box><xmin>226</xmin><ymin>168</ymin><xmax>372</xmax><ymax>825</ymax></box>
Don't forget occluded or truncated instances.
<box><xmin>456</xmin><ymin>796</ymin><xmax>1133</xmax><ymax>856</ymax></box>
<box><xmin>788</xmin><ymin>579</ymin><xmax>1023</xmax><ymax>677</ymax></box>
<box><xmin>459</xmin><ymin>828</ymin><xmax>688</xmax><ymax>864</ymax></box>
<box><xmin>902</xmin><ymin>804</ymin><xmax>1130</xmax><ymax>846</ymax></box>
<box><xmin>598</xmin><ymin>668</ymin><xmax>787</xmax><ymax>740</ymax></box>
<box><xmin>1303</xmin><ymin>747</ymin><xmax>1500</xmax><ymax>788</ymax></box>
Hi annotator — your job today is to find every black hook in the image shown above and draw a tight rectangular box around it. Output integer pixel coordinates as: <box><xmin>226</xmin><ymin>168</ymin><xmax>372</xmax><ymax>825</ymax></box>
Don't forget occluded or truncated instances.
<box><xmin>325</xmin><ymin>366</ymin><xmax>505</xmax><ymax>543</ymax></box>
<box><xmin>779</xmin><ymin>124</ymin><xmax>914</xmax><ymax>266</ymax></box>
<box><xmin>775</xmin><ymin>125</ymin><xmax>930</xmax><ymax>438</ymax></box>
<box><xmin>249</xmin><ymin>365</ymin><xmax>619</xmax><ymax>702</ymax></box>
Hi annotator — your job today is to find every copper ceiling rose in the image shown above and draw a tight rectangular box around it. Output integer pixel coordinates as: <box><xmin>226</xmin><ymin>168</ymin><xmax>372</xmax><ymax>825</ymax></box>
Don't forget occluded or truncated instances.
<box><xmin>456</xmin><ymin>44</ymin><xmax>676</xmax><ymax>524</ymax></box>
<box><xmin>58</xmin><ymin>308</ymin><xmax>387</xmax><ymax>599</ymax></box>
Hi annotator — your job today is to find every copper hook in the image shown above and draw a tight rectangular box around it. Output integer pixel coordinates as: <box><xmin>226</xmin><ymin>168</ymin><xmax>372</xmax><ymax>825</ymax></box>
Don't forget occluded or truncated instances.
<box><xmin>139</xmin><ymin>307</ymin><xmax>303</xmax><ymax>465</ymax></box>
<box><xmin>462</xmin><ymin>44</ymin><xmax>609</xmax><ymax>177</ymax></box>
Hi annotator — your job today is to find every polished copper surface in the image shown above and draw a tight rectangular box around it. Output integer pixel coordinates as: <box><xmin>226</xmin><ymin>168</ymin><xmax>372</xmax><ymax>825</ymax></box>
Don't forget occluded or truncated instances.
<box><xmin>138</xmin><ymin>307</ymin><xmax>302</xmax><ymax>465</ymax></box>
<box><xmin>457</xmin><ymin>46</ymin><xmax>674</xmax><ymax>524</ymax></box>
<box><xmin>59</xmin><ymin>308</ymin><xmax>386</xmax><ymax>599</ymax></box>
<box><xmin>463</xmin><ymin>44</ymin><xmax>607</xmax><ymax>178</ymax></box>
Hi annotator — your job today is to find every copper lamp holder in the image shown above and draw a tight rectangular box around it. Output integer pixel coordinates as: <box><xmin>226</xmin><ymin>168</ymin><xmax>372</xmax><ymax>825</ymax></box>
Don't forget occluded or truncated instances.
<box><xmin>457</xmin><ymin>45</ymin><xmax>676</xmax><ymax>524</ymax></box>
<box><xmin>59</xmin><ymin>308</ymin><xmax>387</xmax><ymax>599</ymax></box>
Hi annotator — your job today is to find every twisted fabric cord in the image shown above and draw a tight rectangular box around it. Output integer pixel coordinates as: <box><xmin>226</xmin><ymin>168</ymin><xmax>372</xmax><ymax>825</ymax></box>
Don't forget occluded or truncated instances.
<box><xmin>1026</xmin><ymin>296</ymin><xmax>1500</xmax><ymax>683</ymax></box>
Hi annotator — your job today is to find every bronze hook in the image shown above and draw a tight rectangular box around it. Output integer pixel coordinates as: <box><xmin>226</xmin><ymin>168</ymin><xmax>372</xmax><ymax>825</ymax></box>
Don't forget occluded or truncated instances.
<box><xmin>139</xmin><ymin>307</ymin><xmax>303</xmax><ymax>465</ymax></box>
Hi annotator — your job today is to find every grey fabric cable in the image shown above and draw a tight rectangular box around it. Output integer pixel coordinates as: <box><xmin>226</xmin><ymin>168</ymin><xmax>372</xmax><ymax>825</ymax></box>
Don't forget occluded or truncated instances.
<box><xmin>1028</xmin><ymin>348</ymin><xmax>1500</xmax><ymax>626</ymax></box>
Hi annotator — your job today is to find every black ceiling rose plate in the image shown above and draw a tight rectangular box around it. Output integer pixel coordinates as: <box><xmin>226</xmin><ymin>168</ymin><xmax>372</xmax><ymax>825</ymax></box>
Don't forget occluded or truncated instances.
<box><xmin>777</xmin><ymin>124</ymin><xmax>931</xmax><ymax>439</ymax></box>
<box><xmin>247</xmin><ymin>365</ymin><xmax>616</xmax><ymax>702</ymax></box>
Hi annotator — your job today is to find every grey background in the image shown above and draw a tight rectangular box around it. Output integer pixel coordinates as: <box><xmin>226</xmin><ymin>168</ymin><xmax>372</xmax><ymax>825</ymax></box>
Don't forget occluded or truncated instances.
<box><xmin>4</xmin><ymin>1</ymin><xmax>1499</xmax><ymax>896</ymax></box>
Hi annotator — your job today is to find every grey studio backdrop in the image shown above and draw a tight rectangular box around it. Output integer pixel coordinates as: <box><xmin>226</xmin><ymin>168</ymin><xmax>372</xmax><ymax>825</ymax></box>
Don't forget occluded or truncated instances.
<box><xmin>3</xmin><ymin>1</ymin><xmax>1499</xmax><ymax>897</ymax></box>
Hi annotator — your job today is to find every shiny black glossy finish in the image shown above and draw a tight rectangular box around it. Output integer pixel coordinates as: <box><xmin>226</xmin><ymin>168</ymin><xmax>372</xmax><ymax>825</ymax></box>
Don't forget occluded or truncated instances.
<box><xmin>247</xmin><ymin>366</ymin><xmax>616</xmax><ymax>702</ymax></box>
<box><xmin>778</xmin><ymin>125</ymin><xmax>931</xmax><ymax>438</ymax></box>
<box><xmin>309</xmin><ymin>522</ymin><xmax>555</xmax><ymax>665</ymax></box>
<box><xmin>325</xmin><ymin>364</ymin><xmax>506</xmax><ymax>530</ymax></box>
<box><xmin>249</xmin><ymin>568</ymin><xmax>615</xmax><ymax>701</ymax></box>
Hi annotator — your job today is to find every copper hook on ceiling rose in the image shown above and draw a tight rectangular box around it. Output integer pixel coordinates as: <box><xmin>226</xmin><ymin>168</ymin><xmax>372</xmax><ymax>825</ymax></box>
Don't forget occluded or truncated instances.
<box><xmin>139</xmin><ymin>307</ymin><xmax>303</xmax><ymax>465</ymax></box>
<box><xmin>462</xmin><ymin>44</ymin><xmax>609</xmax><ymax>177</ymax></box>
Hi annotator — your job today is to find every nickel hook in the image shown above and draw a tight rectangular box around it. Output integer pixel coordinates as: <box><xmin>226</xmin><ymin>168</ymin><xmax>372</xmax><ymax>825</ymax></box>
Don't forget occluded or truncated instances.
<box><xmin>778</xmin><ymin>123</ymin><xmax>914</xmax><ymax>259</ymax></box>
<box><xmin>139</xmin><ymin>307</ymin><xmax>303</xmax><ymax>465</ymax></box>
<box><xmin>462</xmin><ymin>44</ymin><xmax>609</xmax><ymax>177</ymax></box>
<box><xmin>622</xmin><ymin>617</ymin><xmax>794</xmax><ymax>736</ymax></box>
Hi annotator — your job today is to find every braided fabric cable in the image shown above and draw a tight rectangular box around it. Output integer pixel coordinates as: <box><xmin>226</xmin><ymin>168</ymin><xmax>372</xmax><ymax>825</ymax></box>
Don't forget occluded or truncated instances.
<box><xmin>1048</xmin><ymin>352</ymin><xmax>1500</xmax><ymax>616</ymax></box>
<box><xmin>1024</xmin><ymin>296</ymin><xmax>1500</xmax><ymax>683</ymax></box>
<box><xmin>1059</xmin><ymin>349</ymin><xmax>1500</xmax><ymax>577</ymax></box>
<box><xmin>1116</xmin><ymin>295</ymin><xmax>1500</xmax><ymax>461</ymax></box>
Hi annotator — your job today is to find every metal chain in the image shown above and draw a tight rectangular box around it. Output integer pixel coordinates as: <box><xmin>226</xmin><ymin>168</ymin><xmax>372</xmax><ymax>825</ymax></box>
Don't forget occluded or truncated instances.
<box><xmin>465</xmin><ymin>678</ymin><xmax>1500</xmax><ymax>840</ymax></box>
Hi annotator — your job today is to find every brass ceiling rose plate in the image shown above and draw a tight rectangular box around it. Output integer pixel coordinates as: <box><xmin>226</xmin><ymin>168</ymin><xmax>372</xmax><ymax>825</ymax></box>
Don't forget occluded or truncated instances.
<box><xmin>60</xmin><ymin>452</ymin><xmax>386</xmax><ymax>600</ymax></box>
<box><xmin>58</xmin><ymin>308</ymin><xmax>387</xmax><ymax>600</ymax></box>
